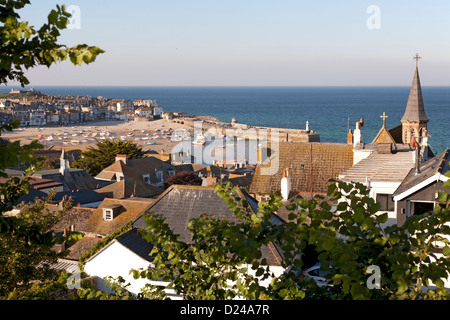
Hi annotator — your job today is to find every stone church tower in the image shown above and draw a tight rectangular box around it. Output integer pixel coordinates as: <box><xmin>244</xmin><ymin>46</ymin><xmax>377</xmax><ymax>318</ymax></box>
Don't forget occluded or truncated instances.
<box><xmin>401</xmin><ymin>54</ymin><xmax>429</xmax><ymax>144</ymax></box>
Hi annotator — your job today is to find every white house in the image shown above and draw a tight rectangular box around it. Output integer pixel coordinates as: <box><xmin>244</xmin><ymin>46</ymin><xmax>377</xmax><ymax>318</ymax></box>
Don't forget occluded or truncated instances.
<box><xmin>152</xmin><ymin>105</ymin><xmax>163</xmax><ymax>119</ymax></box>
<box><xmin>83</xmin><ymin>228</ymin><xmax>181</xmax><ymax>299</ymax></box>
<box><xmin>134</xmin><ymin>107</ymin><xmax>152</xmax><ymax>118</ymax></box>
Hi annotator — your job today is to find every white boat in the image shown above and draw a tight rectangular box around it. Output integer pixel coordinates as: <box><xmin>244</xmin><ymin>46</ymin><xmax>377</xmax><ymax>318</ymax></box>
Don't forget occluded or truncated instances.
<box><xmin>171</xmin><ymin>135</ymin><xmax>183</xmax><ymax>142</ymax></box>
<box><xmin>192</xmin><ymin>139</ymin><xmax>205</xmax><ymax>146</ymax></box>
<box><xmin>196</xmin><ymin>135</ymin><xmax>206</xmax><ymax>141</ymax></box>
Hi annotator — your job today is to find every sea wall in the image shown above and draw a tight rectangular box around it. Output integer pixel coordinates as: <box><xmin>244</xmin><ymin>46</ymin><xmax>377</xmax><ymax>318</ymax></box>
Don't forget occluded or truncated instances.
<box><xmin>171</xmin><ymin>118</ymin><xmax>320</xmax><ymax>143</ymax></box>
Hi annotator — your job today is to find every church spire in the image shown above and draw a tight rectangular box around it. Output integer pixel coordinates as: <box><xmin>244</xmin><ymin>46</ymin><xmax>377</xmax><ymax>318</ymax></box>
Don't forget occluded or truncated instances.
<box><xmin>401</xmin><ymin>56</ymin><xmax>428</xmax><ymax>123</ymax></box>
<box><xmin>401</xmin><ymin>53</ymin><xmax>429</xmax><ymax>144</ymax></box>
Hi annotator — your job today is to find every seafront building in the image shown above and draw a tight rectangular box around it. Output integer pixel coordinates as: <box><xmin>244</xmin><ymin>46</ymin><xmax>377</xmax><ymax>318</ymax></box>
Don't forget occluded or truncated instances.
<box><xmin>0</xmin><ymin>90</ymin><xmax>164</xmax><ymax>126</ymax></box>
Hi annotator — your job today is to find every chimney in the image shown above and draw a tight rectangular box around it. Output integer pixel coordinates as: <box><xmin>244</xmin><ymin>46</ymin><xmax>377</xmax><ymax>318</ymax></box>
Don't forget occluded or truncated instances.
<box><xmin>347</xmin><ymin>129</ymin><xmax>353</xmax><ymax>145</ymax></box>
<box><xmin>115</xmin><ymin>154</ymin><xmax>127</xmax><ymax>164</ymax></box>
<box><xmin>411</xmin><ymin>136</ymin><xmax>421</xmax><ymax>175</ymax></box>
<box><xmin>281</xmin><ymin>168</ymin><xmax>291</xmax><ymax>201</ymax></box>
<box><xmin>353</xmin><ymin>120</ymin><xmax>363</xmax><ymax>147</ymax></box>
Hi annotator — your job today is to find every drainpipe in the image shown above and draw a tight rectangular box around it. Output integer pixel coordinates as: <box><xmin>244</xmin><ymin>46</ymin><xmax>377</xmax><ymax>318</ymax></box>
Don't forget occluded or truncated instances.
<box><xmin>411</xmin><ymin>136</ymin><xmax>420</xmax><ymax>175</ymax></box>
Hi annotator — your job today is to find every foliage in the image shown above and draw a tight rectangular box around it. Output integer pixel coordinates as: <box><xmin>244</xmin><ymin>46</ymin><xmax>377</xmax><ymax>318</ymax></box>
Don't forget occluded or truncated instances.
<box><xmin>0</xmin><ymin>192</ymin><xmax>71</xmax><ymax>298</ymax></box>
<box><xmin>0</xmin><ymin>0</ymin><xmax>104</xmax><ymax>86</ymax></box>
<box><xmin>164</xmin><ymin>170</ymin><xmax>202</xmax><ymax>188</ymax></box>
<box><xmin>0</xmin><ymin>0</ymin><xmax>103</xmax><ymax>299</ymax></box>
<box><xmin>6</xmin><ymin>272</ymin><xmax>76</xmax><ymax>300</ymax></box>
<box><xmin>72</xmin><ymin>139</ymin><xmax>149</xmax><ymax>176</ymax></box>
<box><xmin>125</xmin><ymin>181</ymin><xmax>450</xmax><ymax>300</ymax></box>
<box><xmin>39</xmin><ymin>157</ymin><xmax>60</xmax><ymax>170</ymax></box>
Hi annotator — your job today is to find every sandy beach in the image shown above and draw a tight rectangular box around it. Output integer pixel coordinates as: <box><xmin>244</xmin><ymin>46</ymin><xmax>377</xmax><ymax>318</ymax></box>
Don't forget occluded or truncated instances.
<box><xmin>1</xmin><ymin>119</ymin><xmax>194</xmax><ymax>153</ymax></box>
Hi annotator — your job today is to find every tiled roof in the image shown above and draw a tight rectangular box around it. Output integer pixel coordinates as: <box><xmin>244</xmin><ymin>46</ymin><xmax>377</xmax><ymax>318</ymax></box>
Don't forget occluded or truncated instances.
<box><xmin>249</xmin><ymin>142</ymin><xmax>354</xmax><ymax>195</ymax></box>
<box><xmin>133</xmin><ymin>185</ymin><xmax>284</xmax><ymax>266</ymax></box>
<box><xmin>52</xmin><ymin>207</ymin><xmax>96</xmax><ymax>234</ymax></box>
<box><xmin>339</xmin><ymin>148</ymin><xmax>415</xmax><ymax>183</ymax></box>
<box><xmin>65</xmin><ymin>237</ymin><xmax>102</xmax><ymax>260</ymax></box>
<box><xmin>83</xmin><ymin>198</ymin><xmax>153</xmax><ymax>236</ymax></box>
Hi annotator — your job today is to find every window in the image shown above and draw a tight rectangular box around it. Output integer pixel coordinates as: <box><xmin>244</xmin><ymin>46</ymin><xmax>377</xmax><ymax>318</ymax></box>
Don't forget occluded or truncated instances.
<box><xmin>168</xmin><ymin>170</ymin><xmax>175</xmax><ymax>176</ymax></box>
<box><xmin>142</xmin><ymin>174</ymin><xmax>150</xmax><ymax>184</ymax></box>
<box><xmin>412</xmin><ymin>201</ymin><xmax>434</xmax><ymax>216</ymax></box>
<box><xmin>376</xmin><ymin>194</ymin><xmax>394</xmax><ymax>212</ymax></box>
<box><xmin>156</xmin><ymin>171</ymin><xmax>163</xmax><ymax>183</ymax></box>
<box><xmin>103</xmin><ymin>208</ymin><xmax>113</xmax><ymax>221</ymax></box>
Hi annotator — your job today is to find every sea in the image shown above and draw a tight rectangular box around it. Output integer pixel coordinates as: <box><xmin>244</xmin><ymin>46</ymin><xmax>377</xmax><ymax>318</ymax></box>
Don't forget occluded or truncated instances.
<box><xmin>2</xmin><ymin>86</ymin><xmax>450</xmax><ymax>155</ymax></box>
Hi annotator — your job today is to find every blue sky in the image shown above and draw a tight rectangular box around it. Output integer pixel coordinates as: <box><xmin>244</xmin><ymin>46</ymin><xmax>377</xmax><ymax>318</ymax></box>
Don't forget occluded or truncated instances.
<box><xmin>13</xmin><ymin>0</ymin><xmax>450</xmax><ymax>86</ymax></box>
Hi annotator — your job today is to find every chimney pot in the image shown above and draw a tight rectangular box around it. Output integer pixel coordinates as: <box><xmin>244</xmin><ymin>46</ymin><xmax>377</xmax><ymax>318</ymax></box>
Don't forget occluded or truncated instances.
<box><xmin>115</xmin><ymin>154</ymin><xmax>127</xmax><ymax>164</ymax></box>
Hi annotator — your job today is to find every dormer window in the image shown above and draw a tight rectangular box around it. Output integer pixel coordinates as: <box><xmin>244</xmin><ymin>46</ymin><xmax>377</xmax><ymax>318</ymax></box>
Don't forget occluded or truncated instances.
<box><xmin>142</xmin><ymin>174</ymin><xmax>150</xmax><ymax>184</ymax></box>
<box><xmin>103</xmin><ymin>208</ymin><xmax>113</xmax><ymax>221</ymax></box>
<box><xmin>156</xmin><ymin>171</ymin><xmax>163</xmax><ymax>183</ymax></box>
<box><xmin>102</xmin><ymin>205</ymin><xmax>122</xmax><ymax>221</ymax></box>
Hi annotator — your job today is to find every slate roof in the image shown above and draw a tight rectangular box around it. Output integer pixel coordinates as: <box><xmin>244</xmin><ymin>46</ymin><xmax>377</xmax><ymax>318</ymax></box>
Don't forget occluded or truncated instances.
<box><xmin>401</xmin><ymin>66</ymin><xmax>429</xmax><ymax>122</ymax></box>
<box><xmin>51</xmin><ymin>189</ymin><xmax>106</xmax><ymax>205</ymax></box>
<box><xmin>133</xmin><ymin>185</ymin><xmax>285</xmax><ymax>266</ymax></box>
<box><xmin>113</xmin><ymin>228</ymin><xmax>155</xmax><ymax>262</ymax></box>
<box><xmin>95</xmin><ymin>177</ymin><xmax>163</xmax><ymax>199</ymax></box>
<box><xmin>32</xmin><ymin>168</ymin><xmax>97</xmax><ymax>191</ymax></box>
<box><xmin>388</xmin><ymin>124</ymin><xmax>403</xmax><ymax>144</ymax></box>
<box><xmin>96</xmin><ymin>156</ymin><xmax>175</xmax><ymax>184</ymax></box>
<box><xmin>174</xmin><ymin>163</ymin><xmax>225</xmax><ymax>177</ymax></box>
<box><xmin>249</xmin><ymin>142</ymin><xmax>354</xmax><ymax>196</ymax></box>
<box><xmin>83</xmin><ymin>198</ymin><xmax>153</xmax><ymax>236</ymax></box>
<box><xmin>393</xmin><ymin>149</ymin><xmax>450</xmax><ymax>198</ymax></box>
<box><xmin>17</xmin><ymin>187</ymin><xmax>47</xmax><ymax>204</ymax></box>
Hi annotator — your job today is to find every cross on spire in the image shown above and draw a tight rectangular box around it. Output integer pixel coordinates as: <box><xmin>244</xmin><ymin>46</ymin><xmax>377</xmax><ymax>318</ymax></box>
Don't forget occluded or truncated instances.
<box><xmin>380</xmin><ymin>112</ymin><xmax>388</xmax><ymax>127</ymax></box>
<box><xmin>413</xmin><ymin>53</ymin><xmax>422</xmax><ymax>67</ymax></box>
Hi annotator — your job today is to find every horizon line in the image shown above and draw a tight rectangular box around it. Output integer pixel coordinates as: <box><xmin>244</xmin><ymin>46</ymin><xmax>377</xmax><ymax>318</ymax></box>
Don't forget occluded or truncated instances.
<box><xmin>2</xmin><ymin>84</ymin><xmax>450</xmax><ymax>88</ymax></box>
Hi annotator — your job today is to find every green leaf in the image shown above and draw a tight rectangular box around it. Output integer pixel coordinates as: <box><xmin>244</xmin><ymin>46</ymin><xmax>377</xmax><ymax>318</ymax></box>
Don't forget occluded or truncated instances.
<box><xmin>443</xmin><ymin>246</ymin><xmax>450</xmax><ymax>257</ymax></box>
<box><xmin>353</xmin><ymin>207</ymin><xmax>366</xmax><ymax>223</ymax></box>
<box><xmin>376</xmin><ymin>212</ymin><xmax>388</xmax><ymax>224</ymax></box>
<box><xmin>436</xmin><ymin>190</ymin><xmax>449</xmax><ymax>205</ymax></box>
